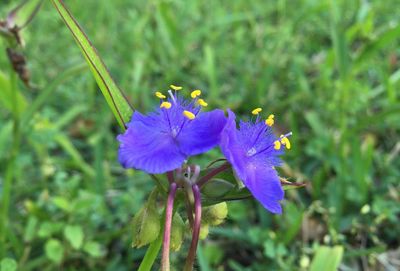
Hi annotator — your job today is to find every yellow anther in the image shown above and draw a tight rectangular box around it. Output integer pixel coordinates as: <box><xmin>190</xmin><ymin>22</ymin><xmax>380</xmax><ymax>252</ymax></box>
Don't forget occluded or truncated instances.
<box><xmin>183</xmin><ymin>110</ymin><xmax>195</xmax><ymax>120</ymax></box>
<box><xmin>191</xmin><ymin>89</ymin><xmax>202</xmax><ymax>98</ymax></box>
<box><xmin>170</xmin><ymin>84</ymin><xmax>182</xmax><ymax>91</ymax></box>
<box><xmin>155</xmin><ymin>91</ymin><xmax>166</xmax><ymax>99</ymax></box>
<box><xmin>160</xmin><ymin>101</ymin><xmax>172</xmax><ymax>109</ymax></box>
<box><xmin>265</xmin><ymin>117</ymin><xmax>274</xmax><ymax>127</ymax></box>
<box><xmin>197</xmin><ymin>98</ymin><xmax>208</xmax><ymax>107</ymax></box>
<box><xmin>251</xmin><ymin>108</ymin><xmax>262</xmax><ymax>115</ymax></box>
<box><xmin>281</xmin><ymin>137</ymin><xmax>291</xmax><ymax>150</ymax></box>
<box><xmin>274</xmin><ymin>140</ymin><xmax>281</xmax><ymax>150</ymax></box>
<box><xmin>268</xmin><ymin>114</ymin><xmax>275</xmax><ymax>119</ymax></box>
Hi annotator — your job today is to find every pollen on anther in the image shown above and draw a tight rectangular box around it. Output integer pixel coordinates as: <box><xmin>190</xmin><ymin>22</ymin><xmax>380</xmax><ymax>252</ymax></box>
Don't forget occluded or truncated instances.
<box><xmin>197</xmin><ymin>98</ymin><xmax>208</xmax><ymax>107</ymax></box>
<box><xmin>251</xmin><ymin>108</ymin><xmax>262</xmax><ymax>115</ymax></box>
<box><xmin>155</xmin><ymin>91</ymin><xmax>166</xmax><ymax>99</ymax></box>
<box><xmin>281</xmin><ymin>137</ymin><xmax>291</xmax><ymax>149</ymax></box>
<box><xmin>160</xmin><ymin>101</ymin><xmax>172</xmax><ymax>109</ymax></box>
<box><xmin>274</xmin><ymin>140</ymin><xmax>281</xmax><ymax>150</ymax></box>
<box><xmin>265</xmin><ymin>117</ymin><xmax>274</xmax><ymax>126</ymax></box>
<box><xmin>183</xmin><ymin>110</ymin><xmax>195</xmax><ymax>120</ymax></box>
<box><xmin>170</xmin><ymin>84</ymin><xmax>182</xmax><ymax>91</ymax></box>
<box><xmin>191</xmin><ymin>90</ymin><xmax>201</xmax><ymax>98</ymax></box>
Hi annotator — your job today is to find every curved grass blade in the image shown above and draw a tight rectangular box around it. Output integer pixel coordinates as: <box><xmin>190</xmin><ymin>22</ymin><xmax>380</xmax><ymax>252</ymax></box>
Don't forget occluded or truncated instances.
<box><xmin>50</xmin><ymin>0</ymin><xmax>133</xmax><ymax>130</ymax></box>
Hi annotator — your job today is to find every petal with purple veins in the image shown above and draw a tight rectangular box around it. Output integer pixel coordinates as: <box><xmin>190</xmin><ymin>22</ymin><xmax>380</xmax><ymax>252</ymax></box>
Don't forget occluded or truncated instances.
<box><xmin>118</xmin><ymin>113</ymin><xmax>186</xmax><ymax>174</ymax></box>
<box><xmin>178</xmin><ymin>109</ymin><xmax>227</xmax><ymax>156</ymax></box>
<box><xmin>243</xmin><ymin>164</ymin><xmax>284</xmax><ymax>214</ymax></box>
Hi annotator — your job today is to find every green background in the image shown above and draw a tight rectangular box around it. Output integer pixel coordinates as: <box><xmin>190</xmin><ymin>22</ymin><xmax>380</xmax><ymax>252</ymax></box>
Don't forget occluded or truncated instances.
<box><xmin>1</xmin><ymin>0</ymin><xmax>399</xmax><ymax>270</ymax></box>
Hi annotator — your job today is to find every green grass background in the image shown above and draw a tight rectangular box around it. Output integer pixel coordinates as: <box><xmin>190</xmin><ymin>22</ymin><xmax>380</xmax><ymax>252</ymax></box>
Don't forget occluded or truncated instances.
<box><xmin>1</xmin><ymin>0</ymin><xmax>399</xmax><ymax>270</ymax></box>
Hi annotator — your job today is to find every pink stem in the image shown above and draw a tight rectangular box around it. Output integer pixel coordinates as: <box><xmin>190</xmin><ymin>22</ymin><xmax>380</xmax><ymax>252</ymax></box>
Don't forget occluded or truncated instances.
<box><xmin>184</xmin><ymin>184</ymin><xmax>202</xmax><ymax>271</ymax></box>
<box><xmin>196</xmin><ymin>162</ymin><xmax>231</xmax><ymax>188</ymax></box>
<box><xmin>166</xmin><ymin>171</ymin><xmax>174</xmax><ymax>184</ymax></box>
<box><xmin>184</xmin><ymin>192</ymin><xmax>194</xmax><ymax>228</ymax></box>
<box><xmin>161</xmin><ymin>182</ymin><xmax>177</xmax><ymax>271</ymax></box>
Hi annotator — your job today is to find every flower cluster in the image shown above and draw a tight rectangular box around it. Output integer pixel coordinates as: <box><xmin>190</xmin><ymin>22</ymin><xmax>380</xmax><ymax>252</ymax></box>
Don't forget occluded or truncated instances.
<box><xmin>117</xmin><ymin>85</ymin><xmax>292</xmax><ymax>214</ymax></box>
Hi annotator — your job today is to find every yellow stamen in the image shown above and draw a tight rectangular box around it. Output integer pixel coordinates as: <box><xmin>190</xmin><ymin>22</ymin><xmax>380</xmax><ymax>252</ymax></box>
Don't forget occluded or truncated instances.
<box><xmin>170</xmin><ymin>84</ymin><xmax>182</xmax><ymax>91</ymax></box>
<box><xmin>251</xmin><ymin>108</ymin><xmax>262</xmax><ymax>115</ymax></box>
<box><xmin>191</xmin><ymin>89</ymin><xmax>202</xmax><ymax>98</ymax></box>
<box><xmin>268</xmin><ymin>114</ymin><xmax>275</xmax><ymax>119</ymax></box>
<box><xmin>160</xmin><ymin>101</ymin><xmax>172</xmax><ymax>109</ymax></box>
<box><xmin>280</xmin><ymin>137</ymin><xmax>291</xmax><ymax>149</ymax></box>
<box><xmin>183</xmin><ymin>110</ymin><xmax>195</xmax><ymax>120</ymax></box>
<box><xmin>274</xmin><ymin>140</ymin><xmax>281</xmax><ymax>150</ymax></box>
<box><xmin>155</xmin><ymin>91</ymin><xmax>166</xmax><ymax>99</ymax></box>
<box><xmin>265</xmin><ymin>117</ymin><xmax>274</xmax><ymax>126</ymax></box>
<box><xmin>197</xmin><ymin>98</ymin><xmax>208</xmax><ymax>107</ymax></box>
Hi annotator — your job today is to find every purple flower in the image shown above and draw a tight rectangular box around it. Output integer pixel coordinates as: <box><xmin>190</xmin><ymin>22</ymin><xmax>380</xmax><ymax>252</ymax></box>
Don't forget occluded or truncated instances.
<box><xmin>220</xmin><ymin>109</ymin><xmax>291</xmax><ymax>214</ymax></box>
<box><xmin>117</xmin><ymin>87</ymin><xmax>226</xmax><ymax>174</ymax></box>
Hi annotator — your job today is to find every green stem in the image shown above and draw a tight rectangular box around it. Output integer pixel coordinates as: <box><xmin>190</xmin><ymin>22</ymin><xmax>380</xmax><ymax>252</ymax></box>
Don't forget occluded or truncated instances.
<box><xmin>137</xmin><ymin>225</ymin><xmax>163</xmax><ymax>271</ymax></box>
<box><xmin>0</xmin><ymin>65</ymin><xmax>20</xmax><ymax>257</ymax></box>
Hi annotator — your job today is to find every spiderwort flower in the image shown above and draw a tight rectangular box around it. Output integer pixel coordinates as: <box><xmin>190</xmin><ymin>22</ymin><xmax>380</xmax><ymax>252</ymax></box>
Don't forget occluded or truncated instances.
<box><xmin>117</xmin><ymin>85</ymin><xmax>226</xmax><ymax>174</ymax></box>
<box><xmin>220</xmin><ymin>109</ymin><xmax>292</xmax><ymax>214</ymax></box>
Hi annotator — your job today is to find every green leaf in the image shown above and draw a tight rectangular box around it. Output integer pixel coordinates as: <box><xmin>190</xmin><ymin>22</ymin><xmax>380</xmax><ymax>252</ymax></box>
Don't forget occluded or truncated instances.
<box><xmin>50</xmin><ymin>0</ymin><xmax>133</xmax><ymax>130</ymax></box>
<box><xmin>52</xmin><ymin>196</ymin><xmax>72</xmax><ymax>213</ymax></box>
<box><xmin>355</xmin><ymin>24</ymin><xmax>400</xmax><ymax>68</ymax></box>
<box><xmin>0</xmin><ymin>71</ymin><xmax>27</xmax><ymax>116</ymax></box>
<box><xmin>45</xmin><ymin>239</ymin><xmax>64</xmax><ymax>264</ymax></box>
<box><xmin>38</xmin><ymin>221</ymin><xmax>64</xmax><ymax>238</ymax></box>
<box><xmin>202</xmin><ymin>178</ymin><xmax>235</xmax><ymax>198</ymax></box>
<box><xmin>310</xmin><ymin>246</ymin><xmax>344</xmax><ymax>271</ymax></box>
<box><xmin>202</xmin><ymin>188</ymin><xmax>251</xmax><ymax>207</ymax></box>
<box><xmin>23</xmin><ymin>216</ymin><xmax>38</xmax><ymax>242</ymax></box>
<box><xmin>8</xmin><ymin>0</ymin><xmax>43</xmax><ymax>29</ymax></box>
<box><xmin>83</xmin><ymin>241</ymin><xmax>104</xmax><ymax>258</ymax></box>
<box><xmin>0</xmin><ymin>258</ymin><xmax>17</xmax><ymax>271</ymax></box>
<box><xmin>64</xmin><ymin>225</ymin><xmax>84</xmax><ymax>250</ymax></box>
<box><xmin>131</xmin><ymin>190</ymin><xmax>161</xmax><ymax>248</ymax></box>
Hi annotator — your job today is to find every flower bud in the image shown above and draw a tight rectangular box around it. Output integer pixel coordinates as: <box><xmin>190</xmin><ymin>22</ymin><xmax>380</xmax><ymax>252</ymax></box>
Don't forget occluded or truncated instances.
<box><xmin>170</xmin><ymin>213</ymin><xmax>185</xmax><ymax>251</ymax></box>
<box><xmin>203</xmin><ymin>202</ymin><xmax>228</xmax><ymax>226</ymax></box>
<box><xmin>199</xmin><ymin>223</ymin><xmax>209</xmax><ymax>240</ymax></box>
<box><xmin>131</xmin><ymin>191</ymin><xmax>160</xmax><ymax>248</ymax></box>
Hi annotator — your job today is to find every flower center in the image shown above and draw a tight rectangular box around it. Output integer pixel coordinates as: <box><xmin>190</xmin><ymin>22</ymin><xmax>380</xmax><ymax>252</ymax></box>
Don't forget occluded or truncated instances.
<box><xmin>246</xmin><ymin>147</ymin><xmax>257</xmax><ymax>157</ymax></box>
<box><xmin>171</xmin><ymin>125</ymin><xmax>180</xmax><ymax>138</ymax></box>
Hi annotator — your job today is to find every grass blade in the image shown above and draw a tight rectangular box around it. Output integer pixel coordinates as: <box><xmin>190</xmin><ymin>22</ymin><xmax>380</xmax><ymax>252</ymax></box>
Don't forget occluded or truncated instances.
<box><xmin>50</xmin><ymin>0</ymin><xmax>133</xmax><ymax>130</ymax></box>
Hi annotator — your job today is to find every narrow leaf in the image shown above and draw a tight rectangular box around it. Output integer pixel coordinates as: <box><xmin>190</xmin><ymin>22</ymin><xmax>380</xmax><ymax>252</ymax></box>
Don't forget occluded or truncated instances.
<box><xmin>0</xmin><ymin>71</ymin><xmax>27</xmax><ymax>116</ymax></box>
<box><xmin>50</xmin><ymin>0</ymin><xmax>133</xmax><ymax>129</ymax></box>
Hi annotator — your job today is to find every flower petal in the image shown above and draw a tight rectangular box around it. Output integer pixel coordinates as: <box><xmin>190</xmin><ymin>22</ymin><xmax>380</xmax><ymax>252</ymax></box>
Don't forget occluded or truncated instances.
<box><xmin>117</xmin><ymin>112</ymin><xmax>186</xmax><ymax>174</ymax></box>
<box><xmin>244</xmin><ymin>165</ymin><xmax>284</xmax><ymax>214</ymax></box>
<box><xmin>219</xmin><ymin>110</ymin><xmax>248</xmax><ymax>181</ymax></box>
<box><xmin>178</xmin><ymin>109</ymin><xmax>227</xmax><ymax>156</ymax></box>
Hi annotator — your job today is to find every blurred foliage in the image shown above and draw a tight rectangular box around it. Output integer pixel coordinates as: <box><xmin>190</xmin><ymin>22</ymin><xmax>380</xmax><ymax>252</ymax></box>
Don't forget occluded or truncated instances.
<box><xmin>0</xmin><ymin>0</ymin><xmax>400</xmax><ymax>270</ymax></box>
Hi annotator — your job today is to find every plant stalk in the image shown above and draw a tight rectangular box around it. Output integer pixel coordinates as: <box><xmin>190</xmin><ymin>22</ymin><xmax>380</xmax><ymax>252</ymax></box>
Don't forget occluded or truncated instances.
<box><xmin>161</xmin><ymin>182</ymin><xmax>178</xmax><ymax>271</ymax></box>
<box><xmin>0</xmin><ymin>65</ymin><xmax>20</xmax><ymax>257</ymax></box>
<box><xmin>184</xmin><ymin>184</ymin><xmax>202</xmax><ymax>271</ymax></box>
